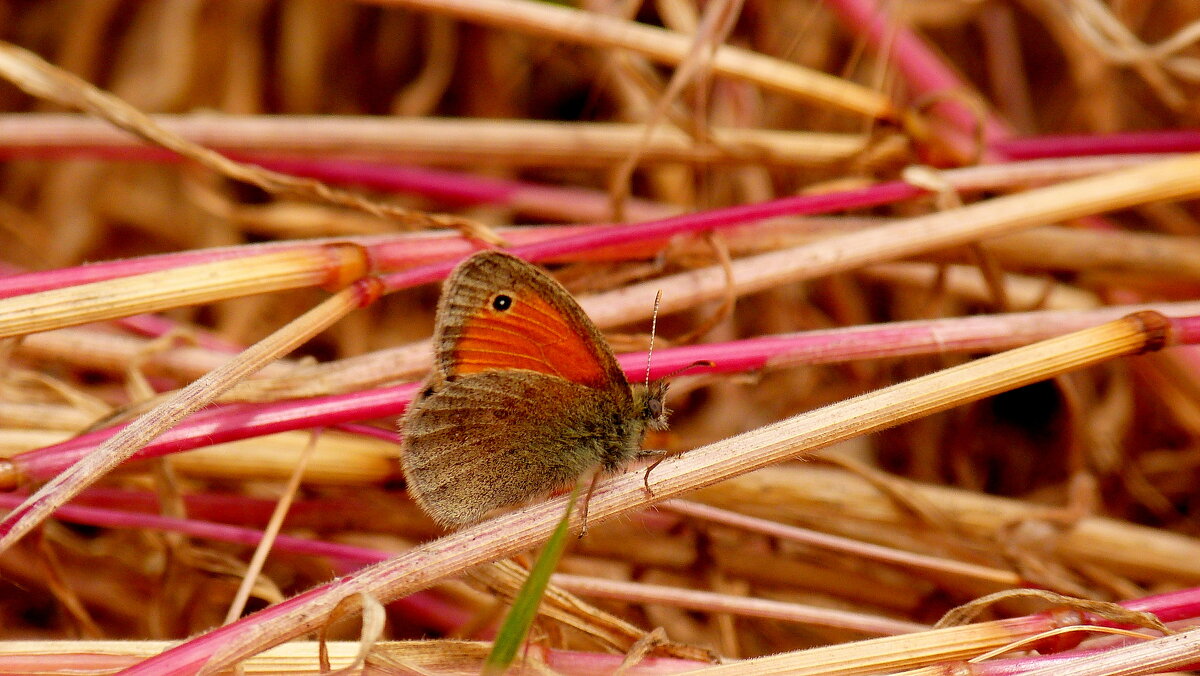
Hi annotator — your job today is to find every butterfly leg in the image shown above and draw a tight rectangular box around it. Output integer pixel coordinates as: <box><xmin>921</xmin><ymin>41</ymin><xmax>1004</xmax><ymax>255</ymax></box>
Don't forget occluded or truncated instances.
<box><xmin>636</xmin><ymin>449</ymin><xmax>669</xmax><ymax>496</ymax></box>
<box><xmin>577</xmin><ymin>470</ymin><xmax>602</xmax><ymax>539</ymax></box>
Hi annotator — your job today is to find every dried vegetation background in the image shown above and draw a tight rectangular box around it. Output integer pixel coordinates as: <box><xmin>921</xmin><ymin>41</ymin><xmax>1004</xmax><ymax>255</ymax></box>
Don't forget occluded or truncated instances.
<box><xmin>2</xmin><ymin>0</ymin><xmax>1200</xmax><ymax>673</ymax></box>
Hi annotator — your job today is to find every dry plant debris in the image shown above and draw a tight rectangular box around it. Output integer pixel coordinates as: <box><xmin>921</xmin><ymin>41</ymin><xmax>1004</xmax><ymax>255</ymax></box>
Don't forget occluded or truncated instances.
<box><xmin>4</xmin><ymin>1</ymin><xmax>1200</xmax><ymax>675</ymax></box>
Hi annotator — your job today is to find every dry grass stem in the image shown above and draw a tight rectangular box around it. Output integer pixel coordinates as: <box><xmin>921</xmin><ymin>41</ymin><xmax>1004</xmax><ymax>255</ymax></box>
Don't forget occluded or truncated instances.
<box><xmin>0</xmin><ymin>113</ymin><xmax>868</xmax><ymax>167</ymax></box>
<box><xmin>0</xmin><ymin>247</ymin><xmax>368</xmax><ymax>339</ymax></box>
<box><xmin>0</xmin><ymin>431</ymin><xmax>399</xmax><ymax>486</ymax></box>
<box><xmin>168</xmin><ymin>432</ymin><xmax>399</xmax><ymax>485</ymax></box>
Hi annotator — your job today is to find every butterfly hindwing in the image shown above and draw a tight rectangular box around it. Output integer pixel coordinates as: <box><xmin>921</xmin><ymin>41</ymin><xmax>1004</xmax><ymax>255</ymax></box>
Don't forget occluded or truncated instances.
<box><xmin>431</xmin><ymin>251</ymin><xmax>626</xmax><ymax>392</ymax></box>
<box><xmin>402</xmin><ymin>370</ymin><xmax>615</xmax><ymax>525</ymax></box>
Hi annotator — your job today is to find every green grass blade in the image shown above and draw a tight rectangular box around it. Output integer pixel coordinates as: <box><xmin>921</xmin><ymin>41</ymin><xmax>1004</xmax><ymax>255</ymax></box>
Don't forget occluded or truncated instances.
<box><xmin>483</xmin><ymin>484</ymin><xmax>580</xmax><ymax>675</ymax></box>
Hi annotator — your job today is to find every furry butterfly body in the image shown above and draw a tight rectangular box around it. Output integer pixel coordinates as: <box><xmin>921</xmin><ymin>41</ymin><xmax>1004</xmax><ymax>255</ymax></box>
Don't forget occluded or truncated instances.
<box><xmin>400</xmin><ymin>251</ymin><xmax>668</xmax><ymax>527</ymax></box>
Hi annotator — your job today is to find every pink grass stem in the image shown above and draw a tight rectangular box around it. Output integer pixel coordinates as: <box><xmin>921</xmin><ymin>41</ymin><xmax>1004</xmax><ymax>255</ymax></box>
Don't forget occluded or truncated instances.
<box><xmin>70</xmin><ymin>487</ymin><xmax>281</xmax><ymax>525</ymax></box>
<box><xmin>330</xmin><ymin>422</ymin><xmax>401</xmax><ymax>444</ymax></box>
<box><xmin>0</xmin><ymin>142</ymin><xmax>674</xmax><ymax>223</ymax></box>
<box><xmin>1123</xmin><ymin>587</ymin><xmax>1200</xmax><ymax>624</ymax></box>
<box><xmin>10</xmin><ymin>385</ymin><xmax>416</xmax><ymax>482</ymax></box>
<box><xmin>622</xmin><ymin>303</ymin><xmax>1200</xmax><ymax>378</ymax></box>
<box><xmin>374</xmin><ymin>180</ymin><xmax>923</xmax><ymax>292</ymax></box>
<box><xmin>1172</xmin><ymin>316</ymin><xmax>1200</xmax><ymax>345</ymax></box>
<box><xmin>994</xmin><ymin>131</ymin><xmax>1200</xmax><ymax>159</ymax></box>
<box><xmin>542</xmin><ymin>650</ymin><xmax>702</xmax><ymax>674</ymax></box>
<box><xmin>250</xmin><ymin>155</ymin><xmax>674</xmax><ymax>223</ymax></box>
<box><xmin>0</xmin><ymin>493</ymin><xmax>384</xmax><ymax>565</ymax></box>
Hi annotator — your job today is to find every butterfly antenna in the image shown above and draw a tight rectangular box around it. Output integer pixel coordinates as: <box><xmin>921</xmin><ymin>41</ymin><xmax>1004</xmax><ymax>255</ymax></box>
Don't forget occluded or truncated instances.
<box><xmin>645</xmin><ymin>290</ymin><xmax>662</xmax><ymax>387</ymax></box>
<box><xmin>663</xmin><ymin>359</ymin><xmax>715</xmax><ymax>381</ymax></box>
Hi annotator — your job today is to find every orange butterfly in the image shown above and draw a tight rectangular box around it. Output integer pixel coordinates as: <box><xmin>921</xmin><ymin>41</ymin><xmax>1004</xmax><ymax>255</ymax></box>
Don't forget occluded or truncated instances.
<box><xmin>400</xmin><ymin>251</ymin><xmax>668</xmax><ymax>527</ymax></box>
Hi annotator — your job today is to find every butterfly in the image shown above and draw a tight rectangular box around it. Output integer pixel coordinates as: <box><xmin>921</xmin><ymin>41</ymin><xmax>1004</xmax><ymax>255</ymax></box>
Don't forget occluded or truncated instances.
<box><xmin>400</xmin><ymin>250</ymin><xmax>669</xmax><ymax>528</ymax></box>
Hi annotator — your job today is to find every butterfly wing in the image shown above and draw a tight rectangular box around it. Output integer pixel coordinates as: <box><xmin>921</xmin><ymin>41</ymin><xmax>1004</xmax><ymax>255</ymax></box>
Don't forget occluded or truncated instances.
<box><xmin>429</xmin><ymin>251</ymin><xmax>627</xmax><ymax>393</ymax></box>
<box><xmin>401</xmin><ymin>370</ymin><xmax>623</xmax><ymax>526</ymax></box>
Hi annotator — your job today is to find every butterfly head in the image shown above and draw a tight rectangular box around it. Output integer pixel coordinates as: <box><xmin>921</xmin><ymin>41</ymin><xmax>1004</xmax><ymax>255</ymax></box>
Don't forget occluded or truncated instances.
<box><xmin>632</xmin><ymin>380</ymin><xmax>670</xmax><ymax>432</ymax></box>
<box><xmin>634</xmin><ymin>359</ymin><xmax>712</xmax><ymax>434</ymax></box>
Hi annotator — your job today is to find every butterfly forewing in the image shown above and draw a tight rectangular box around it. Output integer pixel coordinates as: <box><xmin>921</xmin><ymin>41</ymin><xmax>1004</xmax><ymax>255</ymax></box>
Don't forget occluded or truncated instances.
<box><xmin>432</xmin><ymin>252</ymin><xmax>627</xmax><ymax>394</ymax></box>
